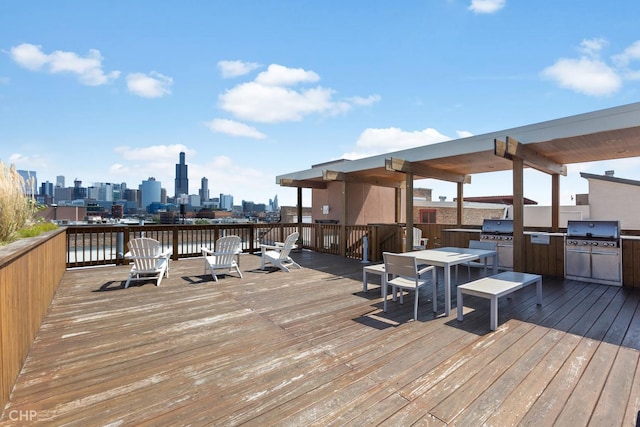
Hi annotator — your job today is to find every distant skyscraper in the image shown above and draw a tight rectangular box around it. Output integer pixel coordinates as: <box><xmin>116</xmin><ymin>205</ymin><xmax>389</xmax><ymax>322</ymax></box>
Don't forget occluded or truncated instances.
<box><xmin>199</xmin><ymin>177</ymin><xmax>209</xmax><ymax>204</ymax></box>
<box><xmin>220</xmin><ymin>194</ymin><xmax>233</xmax><ymax>211</ymax></box>
<box><xmin>56</xmin><ymin>175</ymin><xmax>65</xmax><ymax>188</ymax></box>
<box><xmin>17</xmin><ymin>170</ymin><xmax>37</xmax><ymax>195</ymax></box>
<box><xmin>140</xmin><ymin>177</ymin><xmax>162</xmax><ymax>211</ymax></box>
<box><xmin>174</xmin><ymin>152</ymin><xmax>188</xmax><ymax>198</ymax></box>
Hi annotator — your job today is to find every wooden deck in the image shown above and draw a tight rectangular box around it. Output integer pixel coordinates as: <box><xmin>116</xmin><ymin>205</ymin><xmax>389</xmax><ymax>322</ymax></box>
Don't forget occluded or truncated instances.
<box><xmin>1</xmin><ymin>250</ymin><xmax>640</xmax><ymax>426</ymax></box>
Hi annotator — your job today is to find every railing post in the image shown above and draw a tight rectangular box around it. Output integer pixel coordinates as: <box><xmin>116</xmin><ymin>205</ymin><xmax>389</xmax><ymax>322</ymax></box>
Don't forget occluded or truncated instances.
<box><xmin>172</xmin><ymin>225</ymin><xmax>179</xmax><ymax>260</ymax></box>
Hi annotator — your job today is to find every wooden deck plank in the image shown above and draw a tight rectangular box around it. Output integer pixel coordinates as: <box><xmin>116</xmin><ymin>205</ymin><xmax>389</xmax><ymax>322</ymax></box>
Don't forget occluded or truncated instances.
<box><xmin>1</xmin><ymin>251</ymin><xmax>640</xmax><ymax>426</ymax></box>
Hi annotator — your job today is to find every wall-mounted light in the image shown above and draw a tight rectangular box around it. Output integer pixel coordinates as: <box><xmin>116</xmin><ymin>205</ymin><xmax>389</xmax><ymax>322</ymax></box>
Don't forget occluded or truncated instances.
<box><xmin>322</xmin><ymin>205</ymin><xmax>330</xmax><ymax>214</ymax></box>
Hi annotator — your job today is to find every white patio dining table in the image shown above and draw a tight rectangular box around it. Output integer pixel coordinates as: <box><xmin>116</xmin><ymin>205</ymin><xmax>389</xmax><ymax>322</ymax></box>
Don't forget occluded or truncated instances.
<box><xmin>396</xmin><ymin>246</ymin><xmax>498</xmax><ymax>316</ymax></box>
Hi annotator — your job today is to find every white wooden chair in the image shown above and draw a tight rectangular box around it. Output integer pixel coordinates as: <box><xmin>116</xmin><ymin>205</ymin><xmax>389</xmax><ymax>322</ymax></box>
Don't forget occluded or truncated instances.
<box><xmin>382</xmin><ymin>252</ymin><xmax>437</xmax><ymax>320</ymax></box>
<box><xmin>461</xmin><ymin>240</ymin><xmax>496</xmax><ymax>281</ymax></box>
<box><xmin>201</xmin><ymin>235</ymin><xmax>243</xmax><ymax>282</ymax></box>
<box><xmin>124</xmin><ymin>237</ymin><xmax>172</xmax><ymax>288</ymax></box>
<box><xmin>404</xmin><ymin>227</ymin><xmax>429</xmax><ymax>250</ymax></box>
<box><xmin>260</xmin><ymin>232</ymin><xmax>301</xmax><ymax>272</ymax></box>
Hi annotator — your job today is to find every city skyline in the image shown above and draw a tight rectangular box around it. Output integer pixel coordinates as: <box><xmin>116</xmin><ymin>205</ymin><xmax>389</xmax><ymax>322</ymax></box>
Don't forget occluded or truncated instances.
<box><xmin>3</xmin><ymin>2</ymin><xmax>640</xmax><ymax>207</ymax></box>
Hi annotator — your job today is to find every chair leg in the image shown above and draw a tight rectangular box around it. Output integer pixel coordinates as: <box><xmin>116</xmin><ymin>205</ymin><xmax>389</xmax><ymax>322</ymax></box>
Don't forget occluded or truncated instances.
<box><xmin>432</xmin><ymin>268</ymin><xmax>438</xmax><ymax>313</ymax></box>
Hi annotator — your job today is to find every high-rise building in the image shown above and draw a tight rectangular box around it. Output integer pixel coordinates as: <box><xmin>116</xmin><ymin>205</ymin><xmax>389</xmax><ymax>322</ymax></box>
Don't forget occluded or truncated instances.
<box><xmin>174</xmin><ymin>152</ymin><xmax>188</xmax><ymax>198</ymax></box>
<box><xmin>56</xmin><ymin>175</ymin><xmax>65</xmax><ymax>188</ymax></box>
<box><xmin>73</xmin><ymin>179</ymin><xmax>86</xmax><ymax>200</ymax></box>
<box><xmin>219</xmin><ymin>194</ymin><xmax>233</xmax><ymax>211</ymax></box>
<box><xmin>199</xmin><ymin>177</ymin><xmax>209</xmax><ymax>204</ymax></box>
<box><xmin>140</xmin><ymin>177</ymin><xmax>162</xmax><ymax>211</ymax></box>
<box><xmin>17</xmin><ymin>170</ymin><xmax>37</xmax><ymax>195</ymax></box>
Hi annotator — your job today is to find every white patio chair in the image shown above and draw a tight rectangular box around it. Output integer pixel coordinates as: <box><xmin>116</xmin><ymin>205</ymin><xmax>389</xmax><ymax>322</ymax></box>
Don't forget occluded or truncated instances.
<box><xmin>124</xmin><ymin>237</ymin><xmax>172</xmax><ymax>288</ymax></box>
<box><xmin>201</xmin><ymin>235</ymin><xmax>243</xmax><ymax>282</ymax></box>
<box><xmin>460</xmin><ymin>240</ymin><xmax>496</xmax><ymax>281</ymax></box>
<box><xmin>260</xmin><ymin>232</ymin><xmax>301</xmax><ymax>272</ymax></box>
<box><xmin>382</xmin><ymin>252</ymin><xmax>437</xmax><ymax>320</ymax></box>
<box><xmin>404</xmin><ymin>227</ymin><xmax>429</xmax><ymax>250</ymax></box>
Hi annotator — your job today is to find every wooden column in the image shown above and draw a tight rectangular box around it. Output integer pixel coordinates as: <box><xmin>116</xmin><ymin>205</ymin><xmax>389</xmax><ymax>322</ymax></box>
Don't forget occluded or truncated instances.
<box><xmin>551</xmin><ymin>174</ymin><xmax>560</xmax><ymax>232</ymax></box>
<box><xmin>297</xmin><ymin>187</ymin><xmax>303</xmax><ymax>241</ymax></box>
<box><xmin>340</xmin><ymin>181</ymin><xmax>347</xmax><ymax>256</ymax></box>
<box><xmin>513</xmin><ymin>157</ymin><xmax>525</xmax><ymax>272</ymax></box>
<box><xmin>457</xmin><ymin>182</ymin><xmax>464</xmax><ymax>226</ymax></box>
<box><xmin>395</xmin><ymin>188</ymin><xmax>402</xmax><ymax>224</ymax></box>
<box><xmin>405</xmin><ymin>173</ymin><xmax>414</xmax><ymax>250</ymax></box>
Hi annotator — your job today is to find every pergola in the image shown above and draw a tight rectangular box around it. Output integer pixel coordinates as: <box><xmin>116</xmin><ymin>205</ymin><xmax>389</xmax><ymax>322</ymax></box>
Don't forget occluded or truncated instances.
<box><xmin>276</xmin><ymin>102</ymin><xmax>640</xmax><ymax>271</ymax></box>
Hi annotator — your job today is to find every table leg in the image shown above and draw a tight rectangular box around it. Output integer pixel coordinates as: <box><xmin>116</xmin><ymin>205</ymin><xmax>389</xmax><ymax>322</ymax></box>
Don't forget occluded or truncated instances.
<box><xmin>536</xmin><ymin>278</ymin><xmax>543</xmax><ymax>305</ymax></box>
<box><xmin>444</xmin><ymin>266</ymin><xmax>451</xmax><ymax>316</ymax></box>
<box><xmin>457</xmin><ymin>287</ymin><xmax>464</xmax><ymax>321</ymax></box>
<box><xmin>362</xmin><ymin>270</ymin><xmax>368</xmax><ymax>293</ymax></box>
<box><xmin>490</xmin><ymin>295</ymin><xmax>498</xmax><ymax>331</ymax></box>
<box><xmin>382</xmin><ymin>274</ymin><xmax>388</xmax><ymax>312</ymax></box>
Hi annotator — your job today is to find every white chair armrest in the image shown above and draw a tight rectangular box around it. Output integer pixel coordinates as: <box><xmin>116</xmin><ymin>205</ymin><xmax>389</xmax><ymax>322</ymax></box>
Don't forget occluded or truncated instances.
<box><xmin>201</xmin><ymin>246</ymin><xmax>214</xmax><ymax>256</ymax></box>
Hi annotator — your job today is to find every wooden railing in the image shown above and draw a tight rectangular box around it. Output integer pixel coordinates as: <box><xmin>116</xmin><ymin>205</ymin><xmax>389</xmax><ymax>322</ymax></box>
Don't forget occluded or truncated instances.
<box><xmin>64</xmin><ymin>223</ymin><xmax>413</xmax><ymax>268</ymax></box>
<box><xmin>0</xmin><ymin>228</ymin><xmax>67</xmax><ymax>410</ymax></box>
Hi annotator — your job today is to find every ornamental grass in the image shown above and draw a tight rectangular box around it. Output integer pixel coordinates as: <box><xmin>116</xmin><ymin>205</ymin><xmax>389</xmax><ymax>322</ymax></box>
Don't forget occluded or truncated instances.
<box><xmin>0</xmin><ymin>161</ymin><xmax>38</xmax><ymax>244</ymax></box>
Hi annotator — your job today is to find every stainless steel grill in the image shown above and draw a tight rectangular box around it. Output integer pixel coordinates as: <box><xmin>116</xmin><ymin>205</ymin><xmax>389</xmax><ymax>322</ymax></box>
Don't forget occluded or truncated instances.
<box><xmin>564</xmin><ymin>220</ymin><xmax>622</xmax><ymax>286</ymax></box>
<box><xmin>479</xmin><ymin>219</ymin><xmax>513</xmax><ymax>270</ymax></box>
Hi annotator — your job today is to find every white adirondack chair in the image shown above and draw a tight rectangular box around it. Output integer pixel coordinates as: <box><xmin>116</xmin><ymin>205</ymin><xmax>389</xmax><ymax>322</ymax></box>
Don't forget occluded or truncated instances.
<box><xmin>201</xmin><ymin>235</ymin><xmax>243</xmax><ymax>282</ymax></box>
<box><xmin>124</xmin><ymin>237</ymin><xmax>172</xmax><ymax>288</ymax></box>
<box><xmin>404</xmin><ymin>227</ymin><xmax>429</xmax><ymax>250</ymax></box>
<box><xmin>260</xmin><ymin>232</ymin><xmax>301</xmax><ymax>272</ymax></box>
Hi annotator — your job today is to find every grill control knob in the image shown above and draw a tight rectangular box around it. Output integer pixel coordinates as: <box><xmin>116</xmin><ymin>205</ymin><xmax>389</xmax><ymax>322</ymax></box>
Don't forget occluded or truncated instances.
<box><xmin>592</xmin><ymin>242</ymin><xmax>598</xmax><ymax>246</ymax></box>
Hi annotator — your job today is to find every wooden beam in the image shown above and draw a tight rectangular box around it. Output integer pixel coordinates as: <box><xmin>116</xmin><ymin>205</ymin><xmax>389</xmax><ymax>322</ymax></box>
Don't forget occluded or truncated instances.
<box><xmin>278</xmin><ymin>178</ymin><xmax>327</xmax><ymax>189</ymax></box>
<box><xmin>504</xmin><ymin>136</ymin><xmax>567</xmax><ymax>176</ymax></box>
<box><xmin>385</xmin><ymin>158</ymin><xmax>471</xmax><ymax>184</ymax></box>
<box><xmin>322</xmin><ymin>170</ymin><xmax>404</xmax><ymax>188</ymax></box>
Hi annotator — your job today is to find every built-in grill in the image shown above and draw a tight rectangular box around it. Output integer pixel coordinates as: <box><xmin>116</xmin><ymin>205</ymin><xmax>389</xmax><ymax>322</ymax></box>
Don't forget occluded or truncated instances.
<box><xmin>479</xmin><ymin>219</ymin><xmax>513</xmax><ymax>270</ymax></box>
<box><xmin>565</xmin><ymin>220</ymin><xmax>622</xmax><ymax>286</ymax></box>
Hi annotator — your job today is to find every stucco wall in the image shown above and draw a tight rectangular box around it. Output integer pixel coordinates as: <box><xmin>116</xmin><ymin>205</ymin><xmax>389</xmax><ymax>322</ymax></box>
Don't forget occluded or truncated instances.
<box><xmin>588</xmin><ymin>179</ymin><xmax>640</xmax><ymax>229</ymax></box>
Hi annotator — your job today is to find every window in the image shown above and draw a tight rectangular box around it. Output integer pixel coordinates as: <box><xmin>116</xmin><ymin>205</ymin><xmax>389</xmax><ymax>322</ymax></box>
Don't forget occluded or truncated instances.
<box><xmin>420</xmin><ymin>209</ymin><xmax>436</xmax><ymax>223</ymax></box>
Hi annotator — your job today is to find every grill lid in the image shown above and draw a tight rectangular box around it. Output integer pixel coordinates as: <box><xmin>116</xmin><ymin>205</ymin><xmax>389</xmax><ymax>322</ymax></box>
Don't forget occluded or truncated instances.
<box><xmin>481</xmin><ymin>219</ymin><xmax>513</xmax><ymax>234</ymax></box>
<box><xmin>566</xmin><ymin>220</ymin><xmax>620</xmax><ymax>239</ymax></box>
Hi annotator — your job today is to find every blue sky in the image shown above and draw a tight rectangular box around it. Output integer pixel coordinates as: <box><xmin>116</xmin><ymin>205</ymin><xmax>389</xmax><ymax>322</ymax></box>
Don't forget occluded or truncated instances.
<box><xmin>2</xmin><ymin>0</ymin><xmax>640</xmax><ymax>207</ymax></box>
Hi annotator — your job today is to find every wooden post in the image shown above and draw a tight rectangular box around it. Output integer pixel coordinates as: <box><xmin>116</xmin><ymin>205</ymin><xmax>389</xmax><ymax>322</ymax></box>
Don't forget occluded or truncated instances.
<box><xmin>513</xmin><ymin>157</ymin><xmax>525</xmax><ymax>272</ymax></box>
<box><xmin>340</xmin><ymin>181</ymin><xmax>347</xmax><ymax>257</ymax></box>
<box><xmin>551</xmin><ymin>174</ymin><xmax>560</xmax><ymax>232</ymax></box>
<box><xmin>406</xmin><ymin>173</ymin><xmax>414</xmax><ymax>250</ymax></box>
<box><xmin>457</xmin><ymin>182</ymin><xmax>464</xmax><ymax>226</ymax></box>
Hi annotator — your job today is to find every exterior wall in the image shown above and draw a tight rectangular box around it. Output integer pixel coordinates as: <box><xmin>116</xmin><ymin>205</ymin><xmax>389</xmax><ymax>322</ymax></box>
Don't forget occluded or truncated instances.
<box><xmin>587</xmin><ymin>179</ymin><xmax>640</xmax><ymax>229</ymax></box>
<box><xmin>519</xmin><ymin>205</ymin><xmax>590</xmax><ymax>227</ymax></box>
<box><xmin>312</xmin><ymin>182</ymin><xmax>398</xmax><ymax>224</ymax></box>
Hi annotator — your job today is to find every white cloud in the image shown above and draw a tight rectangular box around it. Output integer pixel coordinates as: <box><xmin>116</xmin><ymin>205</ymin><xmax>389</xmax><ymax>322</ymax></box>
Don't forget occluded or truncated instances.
<box><xmin>468</xmin><ymin>0</ymin><xmax>505</xmax><ymax>14</ymax></box>
<box><xmin>541</xmin><ymin>57</ymin><xmax>621</xmax><ymax>96</ymax></box>
<box><xmin>612</xmin><ymin>40</ymin><xmax>640</xmax><ymax>67</ymax></box>
<box><xmin>456</xmin><ymin>130</ymin><xmax>474</xmax><ymax>138</ymax></box>
<box><xmin>541</xmin><ymin>38</ymin><xmax>640</xmax><ymax>96</ymax></box>
<box><xmin>254</xmin><ymin>64</ymin><xmax>320</xmax><ymax>86</ymax></box>
<box><xmin>9</xmin><ymin>43</ymin><xmax>120</xmax><ymax>86</ymax></box>
<box><xmin>579</xmin><ymin>38</ymin><xmax>607</xmax><ymax>57</ymax></box>
<box><xmin>114</xmin><ymin>144</ymin><xmax>192</xmax><ymax>162</ymax></box>
<box><xmin>218</xmin><ymin>63</ymin><xmax>377</xmax><ymax>123</ymax></box>
<box><xmin>342</xmin><ymin>127</ymin><xmax>452</xmax><ymax>159</ymax></box>
<box><xmin>126</xmin><ymin>71</ymin><xmax>173</xmax><ymax>98</ymax></box>
<box><xmin>204</xmin><ymin>118</ymin><xmax>267</xmax><ymax>139</ymax></box>
<box><xmin>217</xmin><ymin>60</ymin><xmax>261</xmax><ymax>78</ymax></box>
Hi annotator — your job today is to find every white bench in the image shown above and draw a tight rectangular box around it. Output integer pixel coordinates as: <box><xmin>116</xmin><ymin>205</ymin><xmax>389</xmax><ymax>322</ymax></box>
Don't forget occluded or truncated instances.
<box><xmin>457</xmin><ymin>271</ymin><xmax>542</xmax><ymax>331</ymax></box>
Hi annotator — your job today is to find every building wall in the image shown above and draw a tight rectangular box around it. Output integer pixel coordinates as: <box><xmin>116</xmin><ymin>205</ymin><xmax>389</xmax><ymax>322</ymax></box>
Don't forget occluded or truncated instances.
<box><xmin>588</xmin><ymin>179</ymin><xmax>640</xmax><ymax>229</ymax></box>
<box><xmin>312</xmin><ymin>182</ymin><xmax>398</xmax><ymax>224</ymax></box>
